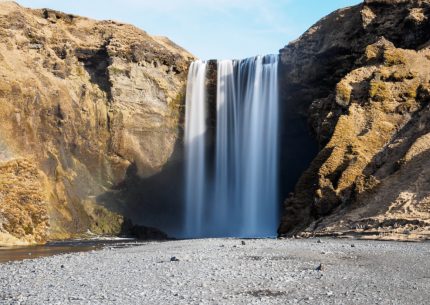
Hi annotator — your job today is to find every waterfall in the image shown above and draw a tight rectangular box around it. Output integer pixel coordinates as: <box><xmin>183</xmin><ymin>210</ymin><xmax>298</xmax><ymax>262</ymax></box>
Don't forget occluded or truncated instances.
<box><xmin>184</xmin><ymin>55</ymin><xmax>279</xmax><ymax>238</ymax></box>
<box><xmin>184</xmin><ymin>61</ymin><xmax>208</xmax><ymax>236</ymax></box>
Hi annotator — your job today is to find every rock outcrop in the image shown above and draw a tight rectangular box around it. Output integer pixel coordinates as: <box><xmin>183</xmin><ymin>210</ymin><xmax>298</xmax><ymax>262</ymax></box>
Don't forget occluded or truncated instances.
<box><xmin>279</xmin><ymin>0</ymin><xmax>430</xmax><ymax>240</ymax></box>
<box><xmin>0</xmin><ymin>2</ymin><xmax>194</xmax><ymax>245</ymax></box>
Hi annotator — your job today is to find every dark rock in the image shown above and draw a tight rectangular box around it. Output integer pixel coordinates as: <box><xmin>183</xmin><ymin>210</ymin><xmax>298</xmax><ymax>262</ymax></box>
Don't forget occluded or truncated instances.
<box><xmin>129</xmin><ymin>225</ymin><xmax>169</xmax><ymax>241</ymax></box>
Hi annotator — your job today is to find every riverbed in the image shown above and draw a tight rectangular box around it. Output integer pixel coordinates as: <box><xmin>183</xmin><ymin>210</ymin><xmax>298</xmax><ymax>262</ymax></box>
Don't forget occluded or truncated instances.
<box><xmin>0</xmin><ymin>238</ymin><xmax>140</xmax><ymax>264</ymax></box>
<box><xmin>0</xmin><ymin>238</ymin><xmax>429</xmax><ymax>304</ymax></box>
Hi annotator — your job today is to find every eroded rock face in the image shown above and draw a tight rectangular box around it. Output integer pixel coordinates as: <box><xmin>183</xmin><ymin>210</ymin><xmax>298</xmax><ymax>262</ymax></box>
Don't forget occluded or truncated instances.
<box><xmin>0</xmin><ymin>2</ymin><xmax>194</xmax><ymax>245</ymax></box>
<box><xmin>279</xmin><ymin>0</ymin><xmax>430</xmax><ymax>240</ymax></box>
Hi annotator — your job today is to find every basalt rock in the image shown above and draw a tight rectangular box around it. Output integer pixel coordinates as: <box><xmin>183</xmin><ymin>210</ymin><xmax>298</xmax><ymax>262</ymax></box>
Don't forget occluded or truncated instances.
<box><xmin>0</xmin><ymin>2</ymin><xmax>194</xmax><ymax>245</ymax></box>
<box><xmin>279</xmin><ymin>0</ymin><xmax>430</xmax><ymax>240</ymax></box>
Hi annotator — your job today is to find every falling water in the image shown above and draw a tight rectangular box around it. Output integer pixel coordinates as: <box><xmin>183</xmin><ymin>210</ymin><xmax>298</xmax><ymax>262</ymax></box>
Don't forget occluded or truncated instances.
<box><xmin>184</xmin><ymin>61</ymin><xmax>208</xmax><ymax>236</ymax></box>
<box><xmin>184</xmin><ymin>55</ymin><xmax>279</xmax><ymax>238</ymax></box>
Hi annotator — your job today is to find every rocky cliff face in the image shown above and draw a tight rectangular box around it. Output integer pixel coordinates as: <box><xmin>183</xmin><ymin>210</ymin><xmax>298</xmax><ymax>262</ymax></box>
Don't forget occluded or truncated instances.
<box><xmin>279</xmin><ymin>0</ymin><xmax>430</xmax><ymax>240</ymax></box>
<box><xmin>3</xmin><ymin>0</ymin><xmax>430</xmax><ymax>244</ymax></box>
<box><xmin>0</xmin><ymin>2</ymin><xmax>194</xmax><ymax>245</ymax></box>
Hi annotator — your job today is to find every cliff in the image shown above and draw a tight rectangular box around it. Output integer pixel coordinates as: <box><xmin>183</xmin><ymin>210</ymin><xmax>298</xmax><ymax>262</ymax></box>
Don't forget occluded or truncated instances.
<box><xmin>279</xmin><ymin>0</ymin><xmax>430</xmax><ymax>240</ymax></box>
<box><xmin>0</xmin><ymin>2</ymin><xmax>194</xmax><ymax>245</ymax></box>
<box><xmin>3</xmin><ymin>0</ymin><xmax>430</xmax><ymax>244</ymax></box>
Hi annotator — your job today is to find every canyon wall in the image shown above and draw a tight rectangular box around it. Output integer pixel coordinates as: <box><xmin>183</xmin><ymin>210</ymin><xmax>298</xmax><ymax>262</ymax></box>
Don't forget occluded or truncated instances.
<box><xmin>3</xmin><ymin>0</ymin><xmax>430</xmax><ymax>244</ymax></box>
<box><xmin>279</xmin><ymin>0</ymin><xmax>430</xmax><ymax>240</ymax></box>
<box><xmin>0</xmin><ymin>2</ymin><xmax>193</xmax><ymax>245</ymax></box>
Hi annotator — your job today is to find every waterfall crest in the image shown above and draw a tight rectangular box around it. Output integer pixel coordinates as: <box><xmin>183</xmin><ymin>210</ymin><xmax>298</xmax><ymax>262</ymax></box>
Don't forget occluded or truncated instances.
<box><xmin>184</xmin><ymin>55</ymin><xmax>279</xmax><ymax>238</ymax></box>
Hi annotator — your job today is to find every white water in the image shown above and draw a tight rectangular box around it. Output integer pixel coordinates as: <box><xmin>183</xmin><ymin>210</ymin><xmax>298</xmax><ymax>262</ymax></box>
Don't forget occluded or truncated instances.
<box><xmin>184</xmin><ymin>61</ymin><xmax>208</xmax><ymax>236</ymax></box>
<box><xmin>184</xmin><ymin>55</ymin><xmax>279</xmax><ymax>238</ymax></box>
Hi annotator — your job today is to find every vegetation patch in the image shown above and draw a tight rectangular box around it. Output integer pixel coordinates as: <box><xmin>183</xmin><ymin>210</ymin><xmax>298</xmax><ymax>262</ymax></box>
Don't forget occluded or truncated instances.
<box><xmin>336</xmin><ymin>81</ymin><xmax>353</xmax><ymax>107</ymax></box>
<box><xmin>383</xmin><ymin>49</ymin><xmax>407</xmax><ymax>66</ymax></box>
<box><xmin>84</xmin><ymin>201</ymin><xmax>125</xmax><ymax>236</ymax></box>
<box><xmin>369</xmin><ymin>80</ymin><xmax>390</xmax><ymax>102</ymax></box>
<box><xmin>0</xmin><ymin>159</ymin><xmax>49</xmax><ymax>245</ymax></box>
<box><xmin>390</xmin><ymin>70</ymin><xmax>416</xmax><ymax>82</ymax></box>
<box><xmin>397</xmin><ymin>99</ymin><xmax>418</xmax><ymax>114</ymax></box>
<box><xmin>109</xmin><ymin>66</ymin><xmax>130</xmax><ymax>77</ymax></box>
<box><xmin>364</xmin><ymin>44</ymin><xmax>382</xmax><ymax>62</ymax></box>
<box><xmin>405</xmin><ymin>82</ymin><xmax>419</xmax><ymax>99</ymax></box>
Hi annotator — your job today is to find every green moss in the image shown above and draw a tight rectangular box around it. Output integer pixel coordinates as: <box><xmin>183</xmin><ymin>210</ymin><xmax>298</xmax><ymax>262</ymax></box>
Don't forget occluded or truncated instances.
<box><xmin>75</xmin><ymin>65</ymin><xmax>86</xmax><ymax>77</ymax></box>
<box><xmin>336</xmin><ymin>81</ymin><xmax>352</xmax><ymax>107</ymax></box>
<box><xmin>87</xmin><ymin>204</ymin><xmax>124</xmax><ymax>235</ymax></box>
<box><xmin>390</xmin><ymin>69</ymin><xmax>416</xmax><ymax>82</ymax></box>
<box><xmin>109</xmin><ymin>66</ymin><xmax>129</xmax><ymax>76</ymax></box>
<box><xmin>406</xmin><ymin>82</ymin><xmax>419</xmax><ymax>99</ymax></box>
<box><xmin>365</xmin><ymin>44</ymin><xmax>380</xmax><ymax>62</ymax></box>
<box><xmin>369</xmin><ymin>80</ymin><xmax>390</xmax><ymax>102</ymax></box>
<box><xmin>379</xmin><ymin>67</ymin><xmax>391</xmax><ymax>81</ymax></box>
<box><xmin>383</xmin><ymin>49</ymin><xmax>407</xmax><ymax>66</ymax></box>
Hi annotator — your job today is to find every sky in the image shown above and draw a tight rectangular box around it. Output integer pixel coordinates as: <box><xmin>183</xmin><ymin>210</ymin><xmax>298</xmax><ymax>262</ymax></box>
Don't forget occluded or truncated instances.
<box><xmin>17</xmin><ymin>0</ymin><xmax>361</xmax><ymax>60</ymax></box>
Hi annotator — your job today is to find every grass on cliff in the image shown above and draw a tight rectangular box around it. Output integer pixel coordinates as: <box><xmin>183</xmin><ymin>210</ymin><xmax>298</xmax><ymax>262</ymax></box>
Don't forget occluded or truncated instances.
<box><xmin>384</xmin><ymin>49</ymin><xmax>407</xmax><ymax>66</ymax></box>
<box><xmin>336</xmin><ymin>81</ymin><xmax>352</xmax><ymax>107</ymax></box>
<box><xmin>369</xmin><ymin>80</ymin><xmax>391</xmax><ymax>102</ymax></box>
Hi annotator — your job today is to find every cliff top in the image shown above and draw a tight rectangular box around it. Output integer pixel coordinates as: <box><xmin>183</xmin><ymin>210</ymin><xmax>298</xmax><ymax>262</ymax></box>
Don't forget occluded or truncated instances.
<box><xmin>0</xmin><ymin>1</ymin><xmax>195</xmax><ymax>67</ymax></box>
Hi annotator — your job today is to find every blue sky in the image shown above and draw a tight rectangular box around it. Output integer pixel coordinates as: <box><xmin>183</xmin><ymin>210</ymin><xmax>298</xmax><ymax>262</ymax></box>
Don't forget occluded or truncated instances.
<box><xmin>17</xmin><ymin>0</ymin><xmax>361</xmax><ymax>60</ymax></box>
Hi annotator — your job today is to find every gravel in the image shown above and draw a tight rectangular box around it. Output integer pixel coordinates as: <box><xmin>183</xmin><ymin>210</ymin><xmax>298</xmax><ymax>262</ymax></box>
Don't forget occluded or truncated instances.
<box><xmin>0</xmin><ymin>238</ymin><xmax>429</xmax><ymax>304</ymax></box>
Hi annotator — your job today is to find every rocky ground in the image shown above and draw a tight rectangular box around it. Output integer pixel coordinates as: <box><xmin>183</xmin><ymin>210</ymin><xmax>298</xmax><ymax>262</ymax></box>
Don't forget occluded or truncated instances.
<box><xmin>0</xmin><ymin>238</ymin><xmax>429</xmax><ymax>305</ymax></box>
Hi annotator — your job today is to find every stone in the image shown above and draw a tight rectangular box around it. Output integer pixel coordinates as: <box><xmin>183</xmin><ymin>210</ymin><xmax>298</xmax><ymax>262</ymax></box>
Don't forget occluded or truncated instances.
<box><xmin>316</xmin><ymin>264</ymin><xmax>324</xmax><ymax>271</ymax></box>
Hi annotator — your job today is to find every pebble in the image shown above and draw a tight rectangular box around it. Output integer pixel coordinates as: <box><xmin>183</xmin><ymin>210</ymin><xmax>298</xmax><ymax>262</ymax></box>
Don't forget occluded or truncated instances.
<box><xmin>0</xmin><ymin>238</ymin><xmax>428</xmax><ymax>305</ymax></box>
